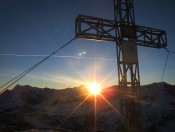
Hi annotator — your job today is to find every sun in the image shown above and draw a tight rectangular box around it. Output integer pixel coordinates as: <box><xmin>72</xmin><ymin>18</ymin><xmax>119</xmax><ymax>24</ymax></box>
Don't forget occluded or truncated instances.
<box><xmin>87</xmin><ymin>82</ymin><xmax>101</xmax><ymax>95</ymax></box>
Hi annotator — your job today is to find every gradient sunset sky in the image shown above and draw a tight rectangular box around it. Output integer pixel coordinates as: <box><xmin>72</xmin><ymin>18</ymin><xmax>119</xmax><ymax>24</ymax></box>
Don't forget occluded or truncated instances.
<box><xmin>0</xmin><ymin>0</ymin><xmax>175</xmax><ymax>90</ymax></box>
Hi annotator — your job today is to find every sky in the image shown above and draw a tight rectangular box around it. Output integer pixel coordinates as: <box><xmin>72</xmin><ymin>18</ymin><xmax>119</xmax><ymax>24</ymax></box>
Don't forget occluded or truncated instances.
<box><xmin>0</xmin><ymin>0</ymin><xmax>175</xmax><ymax>91</ymax></box>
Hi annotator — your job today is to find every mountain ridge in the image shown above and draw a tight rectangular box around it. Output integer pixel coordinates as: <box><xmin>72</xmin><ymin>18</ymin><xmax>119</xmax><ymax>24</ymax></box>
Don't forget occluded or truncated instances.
<box><xmin>0</xmin><ymin>82</ymin><xmax>175</xmax><ymax>131</ymax></box>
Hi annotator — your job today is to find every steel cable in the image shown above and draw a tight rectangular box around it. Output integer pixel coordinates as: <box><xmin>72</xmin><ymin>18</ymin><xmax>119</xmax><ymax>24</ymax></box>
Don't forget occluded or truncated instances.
<box><xmin>0</xmin><ymin>37</ymin><xmax>76</xmax><ymax>94</ymax></box>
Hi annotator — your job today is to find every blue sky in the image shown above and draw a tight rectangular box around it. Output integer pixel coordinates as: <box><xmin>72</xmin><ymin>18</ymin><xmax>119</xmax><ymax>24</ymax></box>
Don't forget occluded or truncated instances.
<box><xmin>0</xmin><ymin>0</ymin><xmax>175</xmax><ymax>90</ymax></box>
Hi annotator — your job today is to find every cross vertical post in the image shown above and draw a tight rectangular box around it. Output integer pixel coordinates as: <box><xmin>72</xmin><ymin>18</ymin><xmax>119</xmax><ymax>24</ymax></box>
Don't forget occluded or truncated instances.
<box><xmin>114</xmin><ymin>0</ymin><xmax>142</xmax><ymax>131</ymax></box>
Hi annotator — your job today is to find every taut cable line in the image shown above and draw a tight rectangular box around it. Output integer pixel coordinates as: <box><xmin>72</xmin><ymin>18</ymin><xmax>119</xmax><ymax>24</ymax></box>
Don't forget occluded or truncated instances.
<box><xmin>161</xmin><ymin>48</ymin><xmax>175</xmax><ymax>82</ymax></box>
<box><xmin>0</xmin><ymin>37</ymin><xmax>76</xmax><ymax>94</ymax></box>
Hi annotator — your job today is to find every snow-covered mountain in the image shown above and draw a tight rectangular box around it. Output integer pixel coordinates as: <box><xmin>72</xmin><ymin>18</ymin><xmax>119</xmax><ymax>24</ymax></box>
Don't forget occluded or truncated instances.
<box><xmin>141</xmin><ymin>83</ymin><xmax>175</xmax><ymax>132</ymax></box>
<box><xmin>0</xmin><ymin>82</ymin><xmax>175</xmax><ymax>132</ymax></box>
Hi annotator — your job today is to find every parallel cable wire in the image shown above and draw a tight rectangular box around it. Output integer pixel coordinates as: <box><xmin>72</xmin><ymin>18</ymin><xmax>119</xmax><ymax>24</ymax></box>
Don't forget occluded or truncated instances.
<box><xmin>161</xmin><ymin>50</ymin><xmax>169</xmax><ymax>82</ymax></box>
<box><xmin>161</xmin><ymin>48</ymin><xmax>175</xmax><ymax>82</ymax></box>
<box><xmin>0</xmin><ymin>37</ymin><xmax>76</xmax><ymax>94</ymax></box>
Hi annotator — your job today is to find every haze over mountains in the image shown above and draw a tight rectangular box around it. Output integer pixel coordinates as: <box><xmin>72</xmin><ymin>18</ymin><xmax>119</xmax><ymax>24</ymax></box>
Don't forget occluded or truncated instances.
<box><xmin>0</xmin><ymin>82</ymin><xmax>175</xmax><ymax>132</ymax></box>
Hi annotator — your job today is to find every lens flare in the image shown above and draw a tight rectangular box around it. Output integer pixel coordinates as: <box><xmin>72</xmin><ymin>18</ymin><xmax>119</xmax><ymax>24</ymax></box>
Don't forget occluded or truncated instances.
<box><xmin>87</xmin><ymin>82</ymin><xmax>101</xmax><ymax>95</ymax></box>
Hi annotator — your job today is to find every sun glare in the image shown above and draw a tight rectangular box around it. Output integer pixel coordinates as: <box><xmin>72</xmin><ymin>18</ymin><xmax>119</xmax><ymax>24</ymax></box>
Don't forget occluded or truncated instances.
<box><xmin>87</xmin><ymin>82</ymin><xmax>101</xmax><ymax>95</ymax></box>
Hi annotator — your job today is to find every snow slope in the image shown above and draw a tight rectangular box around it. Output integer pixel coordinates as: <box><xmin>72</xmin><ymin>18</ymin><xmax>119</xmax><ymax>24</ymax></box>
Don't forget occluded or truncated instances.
<box><xmin>0</xmin><ymin>82</ymin><xmax>175</xmax><ymax>131</ymax></box>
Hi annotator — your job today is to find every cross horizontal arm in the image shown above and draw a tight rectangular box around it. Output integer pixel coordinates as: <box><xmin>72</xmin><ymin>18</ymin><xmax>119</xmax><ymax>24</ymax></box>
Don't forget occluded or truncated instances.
<box><xmin>75</xmin><ymin>15</ymin><xmax>116</xmax><ymax>42</ymax></box>
<box><xmin>136</xmin><ymin>25</ymin><xmax>167</xmax><ymax>48</ymax></box>
<box><xmin>75</xmin><ymin>15</ymin><xmax>167</xmax><ymax>48</ymax></box>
